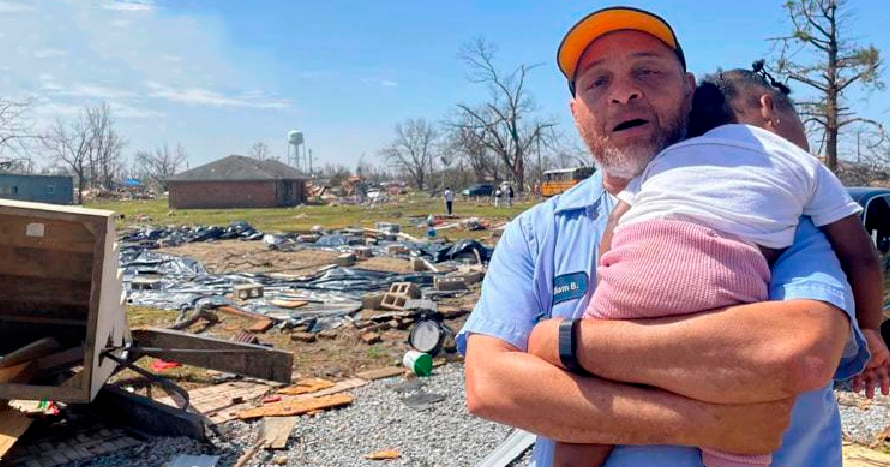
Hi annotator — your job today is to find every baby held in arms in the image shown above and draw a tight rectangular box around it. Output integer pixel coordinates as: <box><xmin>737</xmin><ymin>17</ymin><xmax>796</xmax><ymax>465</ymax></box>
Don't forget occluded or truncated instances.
<box><xmin>553</xmin><ymin>67</ymin><xmax>886</xmax><ymax>467</ymax></box>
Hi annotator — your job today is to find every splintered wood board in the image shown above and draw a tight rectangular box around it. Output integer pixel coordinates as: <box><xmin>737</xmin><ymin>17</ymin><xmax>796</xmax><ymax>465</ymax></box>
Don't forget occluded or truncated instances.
<box><xmin>237</xmin><ymin>393</ymin><xmax>354</xmax><ymax>419</ymax></box>
<box><xmin>277</xmin><ymin>378</ymin><xmax>335</xmax><ymax>395</ymax></box>
<box><xmin>355</xmin><ymin>367</ymin><xmax>404</xmax><ymax>381</ymax></box>
<box><xmin>0</xmin><ymin>408</ymin><xmax>33</xmax><ymax>459</ymax></box>
<box><xmin>262</xmin><ymin>417</ymin><xmax>298</xmax><ymax>449</ymax></box>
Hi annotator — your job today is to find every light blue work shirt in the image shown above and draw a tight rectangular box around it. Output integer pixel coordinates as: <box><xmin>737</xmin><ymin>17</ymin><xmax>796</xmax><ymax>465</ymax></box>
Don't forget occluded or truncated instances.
<box><xmin>458</xmin><ymin>172</ymin><xmax>870</xmax><ymax>467</ymax></box>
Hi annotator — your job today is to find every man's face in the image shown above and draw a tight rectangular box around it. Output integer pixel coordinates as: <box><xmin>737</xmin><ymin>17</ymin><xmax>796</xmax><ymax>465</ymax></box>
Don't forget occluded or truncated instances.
<box><xmin>570</xmin><ymin>30</ymin><xmax>694</xmax><ymax>180</ymax></box>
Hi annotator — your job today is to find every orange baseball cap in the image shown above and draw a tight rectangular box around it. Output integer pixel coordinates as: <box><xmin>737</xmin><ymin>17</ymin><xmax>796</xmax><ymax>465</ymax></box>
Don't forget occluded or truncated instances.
<box><xmin>557</xmin><ymin>6</ymin><xmax>686</xmax><ymax>95</ymax></box>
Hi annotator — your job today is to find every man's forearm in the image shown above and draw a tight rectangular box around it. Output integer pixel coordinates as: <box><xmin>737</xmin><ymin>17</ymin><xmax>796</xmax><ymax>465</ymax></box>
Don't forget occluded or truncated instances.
<box><xmin>465</xmin><ymin>335</ymin><xmax>791</xmax><ymax>454</ymax></box>
<box><xmin>572</xmin><ymin>299</ymin><xmax>849</xmax><ymax>403</ymax></box>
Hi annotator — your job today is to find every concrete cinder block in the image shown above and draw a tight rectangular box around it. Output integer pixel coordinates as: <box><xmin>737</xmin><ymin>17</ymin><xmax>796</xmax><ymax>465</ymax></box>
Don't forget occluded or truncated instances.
<box><xmin>234</xmin><ymin>284</ymin><xmax>264</xmax><ymax>300</ymax></box>
<box><xmin>435</xmin><ymin>276</ymin><xmax>468</xmax><ymax>292</ymax></box>
<box><xmin>385</xmin><ymin>244</ymin><xmax>407</xmax><ymax>255</ymax></box>
<box><xmin>380</xmin><ymin>294</ymin><xmax>409</xmax><ymax>311</ymax></box>
<box><xmin>388</xmin><ymin>282</ymin><xmax>420</xmax><ymax>298</ymax></box>
<box><xmin>353</xmin><ymin>246</ymin><xmax>373</xmax><ymax>259</ymax></box>
<box><xmin>335</xmin><ymin>253</ymin><xmax>356</xmax><ymax>266</ymax></box>
<box><xmin>361</xmin><ymin>292</ymin><xmax>385</xmax><ymax>310</ymax></box>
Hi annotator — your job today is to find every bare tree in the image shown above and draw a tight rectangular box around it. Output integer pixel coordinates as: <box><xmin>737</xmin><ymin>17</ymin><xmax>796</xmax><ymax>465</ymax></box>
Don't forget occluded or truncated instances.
<box><xmin>446</xmin><ymin>112</ymin><xmax>499</xmax><ymax>181</ymax></box>
<box><xmin>43</xmin><ymin>115</ymin><xmax>92</xmax><ymax>204</ymax></box>
<box><xmin>451</xmin><ymin>38</ymin><xmax>556</xmax><ymax>191</ymax></box>
<box><xmin>770</xmin><ymin>0</ymin><xmax>884</xmax><ymax>171</ymax></box>
<box><xmin>86</xmin><ymin>103</ymin><xmax>125</xmax><ymax>190</ymax></box>
<box><xmin>248</xmin><ymin>142</ymin><xmax>272</xmax><ymax>161</ymax></box>
<box><xmin>0</xmin><ymin>97</ymin><xmax>36</xmax><ymax>153</ymax></box>
<box><xmin>136</xmin><ymin>142</ymin><xmax>188</xmax><ymax>191</ymax></box>
<box><xmin>380</xmin><ymin>118</ymin><xmax>439</xmax><ymax>190</ymax></box>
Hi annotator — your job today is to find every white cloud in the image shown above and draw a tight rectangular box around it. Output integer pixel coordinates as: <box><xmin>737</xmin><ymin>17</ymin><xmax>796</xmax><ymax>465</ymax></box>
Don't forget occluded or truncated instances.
<box><xmin>54</xmin><ymin>83</ymin><xmax>135</xmax><ymax>99</ymax></box>
<box><xmin>111</xmin><ymin>19</ymin><xmax>131</xmax><ymax>27</ymax></box>
<box><xmin>0</xmin><ymin>1</ymin><xmax>35</xmax><ymax>13</ymax></box>
<box><xmin>146</xmin><ymin>82</ymin><xmax>289</xmax><ymax>109</ymax></box>
<box><xmin>161</xmin><ymin>54</ymin><xmax>182</xmax><ymax>62</ymax></box>
<box><xmin>33</xmin><ymin>48</ymin><xmax>68</xmax><ymax>58</ymax></box>
<box><xmin>101</xmin><ymin>0</ymin><xmax>153</xmax><ymax>12</ymax></box>
<box><xmin>33</xmin><ymin>103</ymin><xmax>82</xmax><ymax>118</ymax></box>
<box><xmin>361</xmin><ymin>77</ymin><xmax>398</xmax><ymax>87</ymax></box>
<box><xmin>110</xmin><ymin>102</ymin><xmax>165</xmax><ymax>119</ymax></box>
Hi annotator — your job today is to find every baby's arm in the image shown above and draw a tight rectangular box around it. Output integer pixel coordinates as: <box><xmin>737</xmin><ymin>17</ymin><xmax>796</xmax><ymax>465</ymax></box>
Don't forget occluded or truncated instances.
<box><xmin>821</xmin><ymin>214</ymin><xmax>883</xmax><ymax>331</ymax></box>
<box><xmin>600</xmin><ymin>200</ymin><xmax>631</xmax><ymax>260</ymax></box>
<box><xmin>821</xmin><ymin>215</ymin><xmax>889</xmax><ymax>398</ymax></box>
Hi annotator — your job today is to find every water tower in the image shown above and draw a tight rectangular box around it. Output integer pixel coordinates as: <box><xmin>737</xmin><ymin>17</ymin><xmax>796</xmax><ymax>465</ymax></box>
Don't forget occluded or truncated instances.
<box><xmin>287</xmin><ymin>130</ymin><xmax>304</xmax><ymax>171</ymax></box>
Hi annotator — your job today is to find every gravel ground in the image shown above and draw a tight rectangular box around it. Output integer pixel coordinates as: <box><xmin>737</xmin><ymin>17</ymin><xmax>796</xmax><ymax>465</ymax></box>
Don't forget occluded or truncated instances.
<box><xmin>61</xmin><ymin>373</ymin><xmax>890</xmax><ymax>467</ymax></box>
<box><xmin>837</xmin><ymin>382</ymin><xmax>890</xmax><ymax>445</ymax></box>
<box><xmin>69</xmin><ymin>364</ymin><xmax>522</xmax><ymax>467</ymax></box>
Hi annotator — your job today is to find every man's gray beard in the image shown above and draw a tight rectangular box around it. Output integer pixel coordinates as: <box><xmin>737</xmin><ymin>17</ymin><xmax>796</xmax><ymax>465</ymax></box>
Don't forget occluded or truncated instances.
<box><xmin>594</xmin><ymin>143</ymin><xmax>659</xmax><ymax>180</ymax></box>
<box><xmin>590</xmin><ymin>117</ymin><xmax>688</xmax><ymax>181</ymax></box>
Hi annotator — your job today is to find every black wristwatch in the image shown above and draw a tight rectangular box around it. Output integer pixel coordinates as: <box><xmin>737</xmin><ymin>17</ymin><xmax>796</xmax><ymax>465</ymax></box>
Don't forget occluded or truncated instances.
<box><xmin>558</xmin><ymin>318</ymin><xmax>590</xmax><ymax>375</ymax></box>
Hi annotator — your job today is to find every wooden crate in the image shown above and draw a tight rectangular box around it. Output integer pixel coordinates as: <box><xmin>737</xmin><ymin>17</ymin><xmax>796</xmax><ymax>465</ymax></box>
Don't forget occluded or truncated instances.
<box><xmin>0</xmin><ymin>200</ymin><xmax>128</xmax><ymax>403</ymax></box>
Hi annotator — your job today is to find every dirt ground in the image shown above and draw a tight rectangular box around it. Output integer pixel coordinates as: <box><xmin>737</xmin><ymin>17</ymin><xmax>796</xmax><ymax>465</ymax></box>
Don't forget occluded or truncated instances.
<box><xmin>159</xmin><ymin>240</ymin><xmax>342</xmax><ymax>275</ymax></box>
<box><xmin>124</xmin><ymin>239</ymin><xmax>477</xmax><ymax>390</ymax></box>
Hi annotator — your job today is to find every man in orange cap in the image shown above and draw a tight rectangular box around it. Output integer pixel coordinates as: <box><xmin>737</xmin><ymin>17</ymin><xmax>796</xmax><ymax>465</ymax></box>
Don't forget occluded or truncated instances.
<box><xmin>458</xmin><ymin>6</ymin><xmax>869</xmax><ymax>466</ymax></box>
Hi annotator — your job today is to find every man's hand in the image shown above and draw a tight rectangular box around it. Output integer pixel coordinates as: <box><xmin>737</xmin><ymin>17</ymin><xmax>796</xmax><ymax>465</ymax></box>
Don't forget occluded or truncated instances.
<box><xmin>852</xmin><ymin>328</ymin><xmax>890</xmax><ymax>399</ymax></box>
<box><xmin>466</xmin><ymin>333</ymin><xmax>795</xmax><ymax>451</ymax></box>
<box><xmin>527</xmin><ymin>318</ymin><xmax>564</xmax><ymax>367</ymax></box>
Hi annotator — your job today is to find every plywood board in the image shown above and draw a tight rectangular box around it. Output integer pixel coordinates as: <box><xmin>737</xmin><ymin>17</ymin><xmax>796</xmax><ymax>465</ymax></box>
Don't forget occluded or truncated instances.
<box><xmin>277</xmin><ymin>378</ymin><xmax>335</xmax><ymax>395</ymax></box>
<box><xmin>0</xmin><ymin>408</ymin><xmax>33</xmax><ymax>460</ymax></box>
<box><xmin>356</xmin><ymin>367</ymin><xmax>404</xmax><ymax>381</ymax></box>
<box><xmin>262</xmin><ymin>416</ymin><xmax>298</xmax><ymax>449</ymax></box>
<box><xmin>237</xmin><ymin>393</ymin><xmax>354</xmax><ymax>419</ymax></box>
<box><xmin>132</xmin><ymin>328</ymin><xmax>293</xmax><ymax>384</ymax></box>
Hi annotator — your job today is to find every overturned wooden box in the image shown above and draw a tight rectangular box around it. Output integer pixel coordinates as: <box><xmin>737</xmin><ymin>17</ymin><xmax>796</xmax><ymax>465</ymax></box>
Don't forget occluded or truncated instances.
<box><xmin>0</xmin><ymin>200</ymin><xmax>128</xmax><ymax>403</ymax></box>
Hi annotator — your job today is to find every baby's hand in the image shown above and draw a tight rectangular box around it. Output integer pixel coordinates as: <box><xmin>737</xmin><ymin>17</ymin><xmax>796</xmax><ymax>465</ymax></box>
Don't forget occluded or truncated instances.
<box><xmin>852</xmin><ymin>328</ymin><xmax>890</xmax><ymax>399</ymax></box>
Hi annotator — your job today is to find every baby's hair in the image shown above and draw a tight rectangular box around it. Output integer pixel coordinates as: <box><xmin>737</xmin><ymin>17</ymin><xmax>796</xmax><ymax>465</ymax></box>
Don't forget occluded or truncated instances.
<box><xmin>687</xmin><ymin>60</ymin><xmax>795</xmax><ymax>137</ymax></box>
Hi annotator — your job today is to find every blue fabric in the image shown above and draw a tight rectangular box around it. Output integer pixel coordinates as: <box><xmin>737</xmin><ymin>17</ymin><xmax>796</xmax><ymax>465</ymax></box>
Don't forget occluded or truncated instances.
<box><xmin>457</xmin><ymin>172</ymin><xmax>869</xmax><ymax>467</ymax></box>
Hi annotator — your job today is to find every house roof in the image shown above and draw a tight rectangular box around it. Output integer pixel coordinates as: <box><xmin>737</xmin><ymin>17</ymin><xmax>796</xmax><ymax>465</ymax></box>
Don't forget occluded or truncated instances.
<box><xmin>168</xmin><ymin>155</ymin><xmax>308</xmax><ymax>182</ymax></box>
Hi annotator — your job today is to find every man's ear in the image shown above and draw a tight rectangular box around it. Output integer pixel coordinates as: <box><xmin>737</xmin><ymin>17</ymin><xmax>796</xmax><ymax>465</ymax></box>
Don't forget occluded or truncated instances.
<box><xmin>683</xmin><ymin>72</ymin><xmax>696</xmax><ymax>107</ymax></box>
<box><xmin>570</xmin><ymin>97</ymin><xmax>578</xmax><ymax>118</ymax></box>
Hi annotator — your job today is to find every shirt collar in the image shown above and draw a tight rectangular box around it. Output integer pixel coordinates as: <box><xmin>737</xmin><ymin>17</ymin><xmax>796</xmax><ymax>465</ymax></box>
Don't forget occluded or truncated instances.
<box><xmin>553</xmin><ymin>171</ymin><xmax>607</xmax><ymax>214</ymax></box>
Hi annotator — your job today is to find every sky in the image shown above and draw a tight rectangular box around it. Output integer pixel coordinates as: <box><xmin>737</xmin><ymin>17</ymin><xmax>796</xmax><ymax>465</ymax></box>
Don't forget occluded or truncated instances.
<box><xmin>1</xmin><ymin>0</ymin><xmax>888</xmax><ymax>172</ymax></box>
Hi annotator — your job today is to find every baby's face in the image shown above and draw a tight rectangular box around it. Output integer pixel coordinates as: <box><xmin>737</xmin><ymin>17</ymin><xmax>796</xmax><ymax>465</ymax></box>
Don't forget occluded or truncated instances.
<box><xmin>772</xmin><ymin>107</ymin><xmax>810</xmax><ymax>152</ymax></box>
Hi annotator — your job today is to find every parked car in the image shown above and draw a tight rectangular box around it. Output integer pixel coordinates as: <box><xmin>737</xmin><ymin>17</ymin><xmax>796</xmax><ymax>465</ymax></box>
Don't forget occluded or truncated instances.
<box><xmin>462</xmin><ymin>183</ymin><xmax>495</xmax><ymax>197</ymax></box>
<box><xmin>847</xmin><ymin>187</ymin><xmax>890</xmax><ymax>253</ymax></box>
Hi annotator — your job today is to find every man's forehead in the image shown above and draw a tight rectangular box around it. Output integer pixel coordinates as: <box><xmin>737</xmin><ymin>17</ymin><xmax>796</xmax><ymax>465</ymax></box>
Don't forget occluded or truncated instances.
<box><xmin>576</xmin><ymin>30</ymin><xmax>678</xmax><ymax>73</ymax></box>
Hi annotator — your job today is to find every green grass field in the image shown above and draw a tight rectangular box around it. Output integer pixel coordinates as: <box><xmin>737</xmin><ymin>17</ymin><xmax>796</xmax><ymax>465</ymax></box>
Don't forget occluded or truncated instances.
<box><xmin>87</xmin><ymin>194</ymin><xmax>534</xmax><ymax>239</ymax></box>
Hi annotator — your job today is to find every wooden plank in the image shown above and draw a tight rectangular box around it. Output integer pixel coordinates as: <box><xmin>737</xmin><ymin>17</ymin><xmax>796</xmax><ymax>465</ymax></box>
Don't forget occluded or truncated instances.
<box><xmin>216</xmin><ymin>305</ymin><xmax>272</xmax><ymax>321</ymax></box>
<box><xmin>91</xmin><ymin>386</ymin><xmax>207</xmax><ymax>440</ymax></box>
<box><xmin>0</xmin><ymin>199</ymin><xmax>115</xmax><ymax>218</ymax></box>
<box><xmin>355</xmin><ymin>366</ymin><xmax>405</xmax><ymax>381</ymax></box>
<box><xmin>132</xmin><ymin>328</ymin><xmax>293</xmax><ymax>384</ymax></box>
<box><xmin>0</xmin><ymin>363</ymin><xmax>34</xmax><ymax>384</ymax></box>
<box><xmin>237</xmin><ymin>393</ymin><xmax>353</xmax><ymax>420</ymax></box>
<box><xmin>83</xmin><ymin>215</ymin><xmax>111</xmax><ymax>403</ymax></box>
<box><xmin>90</xmin><ymin>221</ymin><xmax>125</xmax><ymax>402</ymax></box>
<box><xmin>262</xmin><ymin>417</ymin><xmax>298</xmax><ymax>449</ymax></box>
<box><xmin>0</xmin><ymin>384</ymin><xmax>87</xmax><ymax>403</ymax></box>
<box><xmin>0</xmin><ymin>275</ymin><xmax>92</xmax><ymax>305</ymax></box>
<box><xmin>0</xmin><ymin>337</ymin><xmax>61</xmax><ymax>369</ymax></box>
<box><xmin>35</xmin><ymin>346</ymin><xmax>84</xmax><ymax>372</ymax></box>
<box><xmin>285</xmin><ymin>378</ymin><xmax>368</xmax><ymax>402</ymax></box>
<box><xmin>0</xmin><ymin>215</ymin><xmax>97</xmax><ymax>253</ymax></box>
<box><xmin>0</xmin><ymin>245</ymin><xmax>94</xmax><ymax>282</ymax></box>
<box><xmin>0</xmin><ymin>408</ymin><xmax>33</xmax><ymax>460</ymax></box>
<box><xmin>0</xmin><ymin>316</ymin><xmax>86</xmax><ymax>326</ymax></box>
<box><xmin>278</xmin><ymin>378</ymin><xmax>335</xmax><ymax>395</ymax></box>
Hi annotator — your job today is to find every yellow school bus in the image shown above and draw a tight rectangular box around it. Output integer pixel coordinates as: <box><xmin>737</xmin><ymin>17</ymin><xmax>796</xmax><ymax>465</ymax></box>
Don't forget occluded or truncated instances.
<box><xmin>541</xmin><ymin>167</ymin><xmax>596</xmax><ymax>197</ymax></box>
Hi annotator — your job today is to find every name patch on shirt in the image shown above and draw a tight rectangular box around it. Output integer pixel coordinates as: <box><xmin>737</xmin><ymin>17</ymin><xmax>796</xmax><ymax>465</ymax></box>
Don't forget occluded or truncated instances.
<box><xmin>552</xmin><ymin>271</ymin><xmax>588</xmax><ymax>305</ymax></box>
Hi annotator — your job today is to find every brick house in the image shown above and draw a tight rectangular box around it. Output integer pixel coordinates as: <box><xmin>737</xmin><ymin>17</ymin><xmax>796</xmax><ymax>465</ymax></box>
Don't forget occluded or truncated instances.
<box><xmin>166</xmin><ymin>155</ymin><xmax>308</xmax><ymax>209</ymax></box>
